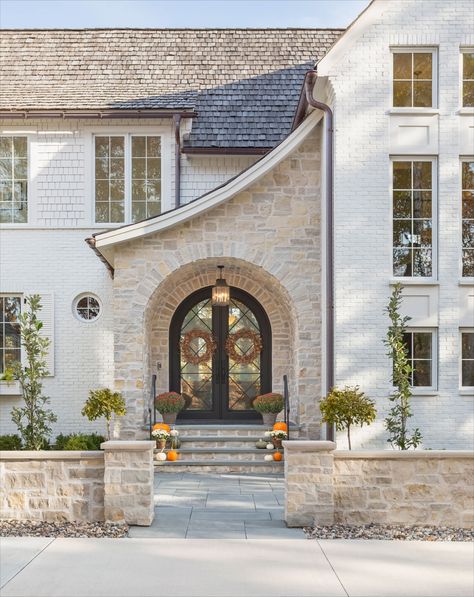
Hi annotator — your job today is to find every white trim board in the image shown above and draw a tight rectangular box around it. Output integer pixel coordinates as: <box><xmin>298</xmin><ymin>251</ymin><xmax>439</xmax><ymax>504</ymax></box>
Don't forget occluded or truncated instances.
<box><xmin>94</xmin><ymin>110</ymin><xmax>324</xmax><ymax>263</ymax></box>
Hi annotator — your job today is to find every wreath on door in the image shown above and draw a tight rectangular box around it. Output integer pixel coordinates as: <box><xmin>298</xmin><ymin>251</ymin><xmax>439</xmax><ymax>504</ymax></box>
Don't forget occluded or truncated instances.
<box><xmin>180</xmin><ymin>329</ymin><xmax>217</xmax><ymax>365</ymax></box>
<box><xmin>225</xmin><ymin>329</ymin><xmax>263</xmax><ymax>365</ymax></box>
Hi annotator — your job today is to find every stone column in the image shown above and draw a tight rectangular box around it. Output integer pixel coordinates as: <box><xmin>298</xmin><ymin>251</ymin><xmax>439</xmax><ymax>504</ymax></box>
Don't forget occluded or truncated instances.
<box><xmin>102</xmin><ymin>440</ymin><xmax>155</xmax><ymax>526</ymax></box>
<box><xmin>283</xmin><ymin>440</ymin><xmax>336</xmax><ymax>527</ymax></box>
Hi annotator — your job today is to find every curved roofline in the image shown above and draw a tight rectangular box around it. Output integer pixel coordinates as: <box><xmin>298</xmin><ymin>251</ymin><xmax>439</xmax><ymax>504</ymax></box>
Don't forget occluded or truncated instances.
<box><xmin>91</xmin><ymin>108</ymin><xmax>323</xmax><ymax>264</ymax></box>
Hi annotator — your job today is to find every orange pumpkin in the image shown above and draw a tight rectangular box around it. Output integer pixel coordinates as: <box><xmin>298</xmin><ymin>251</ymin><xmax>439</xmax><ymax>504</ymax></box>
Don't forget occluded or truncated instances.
<box><xmin>153</xmin><ymin>423</ymin><xmax>171</xmax><ymax>432</ymax></box>
<box><xmin>273</xmin><ymin>422</ymin><xmax>288</xmax><ymax>432</ymax></box>
<box><xmin>273</xmin><ymin>452</ymin><xmax>283</xmax><ymax>461</ymax></box>
<box><xmin>167</xmin><ymin>450</ymin><xmax>179</xmax><ymax>461</ymax></box>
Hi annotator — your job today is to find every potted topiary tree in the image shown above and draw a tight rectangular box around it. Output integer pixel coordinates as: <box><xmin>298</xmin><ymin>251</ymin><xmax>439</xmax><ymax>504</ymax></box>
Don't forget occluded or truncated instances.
<box><xmin>155</xmin><ymin>391</ymin><xmax>185</xmax><ymax>425</ymax></box>
<box><xmin>319</xmin><ymin>385</ymin><xmax>376</xmax><ymax>450</ymax></box>
<box><xmin>81</xmin><ymin>388</ymin><xmax>126</xmax><ymax>440</ymax></box>
<box><xmin>253</xmin><ymin>392</ymin><xmax>284</xmax><ymax>427</ymax></box>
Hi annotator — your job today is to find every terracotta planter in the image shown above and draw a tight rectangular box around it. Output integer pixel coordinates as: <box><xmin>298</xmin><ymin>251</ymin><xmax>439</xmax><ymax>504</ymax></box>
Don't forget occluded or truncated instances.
<box><xmin>262</xmin><ymin>412</ymin><xmax>277</xmax><ymax>427</ymax></box>
<box><xmin>161</xmin><ymin>412</ymin><xmax>177</xmax><ymax>425</ymax></box>
<box><xmin>156</xmin><ymin>439</ymin><xmax>167</xmax><ymax>450</ymax></box>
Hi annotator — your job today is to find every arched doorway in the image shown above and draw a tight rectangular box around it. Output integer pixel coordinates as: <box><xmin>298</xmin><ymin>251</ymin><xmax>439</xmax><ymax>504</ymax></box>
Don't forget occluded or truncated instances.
<box><xmin>169</xmin><ymin>286</ymin><xmax>271</xmax><ymax>421</ymax></box>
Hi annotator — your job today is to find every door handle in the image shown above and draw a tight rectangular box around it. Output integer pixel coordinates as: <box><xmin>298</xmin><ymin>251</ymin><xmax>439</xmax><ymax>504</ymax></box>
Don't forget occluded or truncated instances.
<box><xmin>220</xmin><ymin>360</ymin><xmax>226</xmax><ymax>385</ymax></box>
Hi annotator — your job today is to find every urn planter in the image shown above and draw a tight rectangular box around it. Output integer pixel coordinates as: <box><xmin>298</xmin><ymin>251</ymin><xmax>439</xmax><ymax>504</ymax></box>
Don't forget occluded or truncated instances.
<box><xmin>262</xmin><ymin>412</ymin><xmax>278</xmax><ymax>427</ymax></box>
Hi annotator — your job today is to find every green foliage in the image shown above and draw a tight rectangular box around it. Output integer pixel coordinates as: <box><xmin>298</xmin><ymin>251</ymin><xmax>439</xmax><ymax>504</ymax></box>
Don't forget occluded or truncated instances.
<box><xmin>55</xmin><ymin>433</ymin><xmax>105</xmax><ymax>451</ymax></box>
<box><xmin>154</xmin><ymin>392</ymin><xmax>185</xmax><ymax>414</ymax></box>
<box><xmin>253</xmin><ymin>393</ymin><xmax>284</xmax><ymax>414</ymax></box>
<box><xmin>384</xmin><ymin>284</ymin><xmax>422</xmax><ymax>450</ymax></box>
<box><xmin>0</xmin><ymin>368</ymin><xmax>15</xmax><ymax>382</ymax></box>
<box><xmin>82</xmin><ymin>388</ymin><xmax>126</xmax><ymax>440</ymax></box>
<box><xmin>320</xmin><ymin>386</ymin><xmax>376</xmax><ymax>450</ymax></box>
<box><xmin>10</xmin><ymin>295</ymin><xmax>57</xmax><ymax>450</ymax></box>
<box><xmin>0</xmin><ymin>434</ymin><xmax>22</xmax><ymax>450</ymax></box>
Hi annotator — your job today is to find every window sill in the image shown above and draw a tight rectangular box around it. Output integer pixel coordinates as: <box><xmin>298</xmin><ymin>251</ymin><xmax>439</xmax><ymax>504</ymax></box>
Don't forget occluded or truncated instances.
<box><xmin>459</xmin><ymin>389</ymin><xmax>474</xmax><ymax>396</ymax></box>
<box><xmin>387</xmin><ymin>108</ymin><xmax>439</xmax><ymax>116</ymax></box>
<box><xmin>389</xmin><ymin>279</ymin><xmax>439</xmax><ymax>286</ymax></box>
<box><xmin>459</xmin><ymin>279</ymin><xmax>474</xmax><ymax>286</ymax></box>
<box><xmin>411</xmin><ymin>390</ymin><xmax>439</xmax><ymax>397</ymax></box>
<box><xmin>0</xmin><ymin>381</ymin><xmax>21</xmax><ymax>396</ymax></box>
<box><xmin>457</xmin><ymin>108</ymin><xmax>474</xmax><ymax>115</ymax></box>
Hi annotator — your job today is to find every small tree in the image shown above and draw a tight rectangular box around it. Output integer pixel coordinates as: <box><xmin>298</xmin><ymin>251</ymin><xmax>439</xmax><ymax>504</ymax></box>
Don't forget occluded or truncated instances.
<box><xmin>384</xmin><ymin>283</ymin><xmax>422</xmax><ymax>450</ymax></box>
<box><xmin>11</xmin><ymin>294</ymin><xmax>57</xmax><ymax>450</ymax></box>
<box><xmin>82</xmin><ymin>388</ymin><xmax>126</xmax><ymax>440</ymax></box>
<box><xmin>320</xmin><ymin>386</ymin><xmax>376</xmax><ymax>450</ymax></box>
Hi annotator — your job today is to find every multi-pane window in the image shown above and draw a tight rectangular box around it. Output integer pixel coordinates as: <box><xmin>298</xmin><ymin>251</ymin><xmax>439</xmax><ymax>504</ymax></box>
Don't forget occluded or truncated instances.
<box><xmin>0</xmin><ymin>296</ymin><xmax>21</xmax><ymax>374</ymax></box>
<box><xmin>402</xmin><ymin>331</ymin><xmax>434</xmax><ymax>388</ymax></box>
<box><xmin>94</xmin><ymin>136</ymin><xmax>125</xmax><ymax>224</ymax></box>
<box><xmin>393</xmin><ymin>51</ymin><xmax>434</xmax><ymax>108</ymax></box>
<box><xmin>393</xmin><ymin>160</ymin><xmax>433</xmax><ymax>277</ymax></box>
<box><xmin>461</xmin><ymin>331</ymin><xmax>474</xmax><ymax>388</ymax></box>
<box><xmin>0</xmin><ymin>137</ymin><xmax>28</xmax><ymax>224</ymax></box>
<box><xmin>462</xmin><ymin>161</ymin><xmax>474</xmax><ymax>277</ymax></box>
<box><xmin>462</xmin><ymin>51</ymin><xmax>474</xmax><ymax>108</ymax></box>
<box><xmin>94</xmin><ymin>134</ymin><xmax>162</xmax><ymax>225</ymax></box>
<box><xmin>131</xmin><ymin>136</ymin><xmax>161</xmax><ymax>222</ymax></box>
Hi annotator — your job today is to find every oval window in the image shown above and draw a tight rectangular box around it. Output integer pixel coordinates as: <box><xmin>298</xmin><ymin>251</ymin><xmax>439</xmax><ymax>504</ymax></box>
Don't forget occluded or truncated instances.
<box><xmin>73</xmin><ymin>294</ymin><xmax>101</xmax><ymax>322</ymax></box>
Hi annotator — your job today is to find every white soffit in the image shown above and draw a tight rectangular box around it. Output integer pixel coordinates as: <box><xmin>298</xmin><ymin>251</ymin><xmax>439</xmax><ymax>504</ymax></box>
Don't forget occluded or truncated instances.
<box><xmin>94</xmin><ymin>109</ymin><xmax>323</xmax><ymax>255</ymax></box>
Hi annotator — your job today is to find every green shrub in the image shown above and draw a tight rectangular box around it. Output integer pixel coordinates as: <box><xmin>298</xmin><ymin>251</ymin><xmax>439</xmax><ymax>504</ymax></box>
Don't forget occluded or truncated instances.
<box><xmin>0</xmin><ymin>434</ymin><xmax>22</xmax><ymax>450</ymax></box>
<box><xmin>82</xmin><ymin>388</ymin><xmax>126</xmax><ymax>440</ymax></box>
<box><xmin>54</xmin><ymin>433</ymin><xmax>105</xmax><ymax>451</ymax></box>
<box><xmin>253</xmin><ymin>393</ymin><xmax>284</xmax><ymax>414</ymax></box>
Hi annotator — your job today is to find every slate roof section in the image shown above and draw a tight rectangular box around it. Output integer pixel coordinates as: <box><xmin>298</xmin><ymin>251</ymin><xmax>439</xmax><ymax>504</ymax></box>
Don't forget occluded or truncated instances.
<box><xmin>0</xmin><ymin>29</ymin><xmax>343</xmax><ymax>149</ymax></box>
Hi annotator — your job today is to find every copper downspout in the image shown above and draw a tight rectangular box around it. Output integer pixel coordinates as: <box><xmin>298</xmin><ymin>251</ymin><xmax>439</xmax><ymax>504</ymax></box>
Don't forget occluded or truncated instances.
<box><xmin>174</xmin><ymin>114</ymin><xmax>182</xmax><ymax>208</ymax></box>
<box><xmin>85</xmin><ymin>237</ymin><xmax>114</xmax><ymax>277</ymax></box>
<box><xmin>302</xmin><ymin>70</ymin><xmax>335</xmax><ymax>442</ymax></box>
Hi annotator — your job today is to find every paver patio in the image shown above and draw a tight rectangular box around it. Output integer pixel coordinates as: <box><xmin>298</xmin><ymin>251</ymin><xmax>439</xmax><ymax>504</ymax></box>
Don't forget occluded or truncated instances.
<box><xmin>128</xmin><ymin>471</ymin><xmax>304</xmax><ymax>539</ymax></box>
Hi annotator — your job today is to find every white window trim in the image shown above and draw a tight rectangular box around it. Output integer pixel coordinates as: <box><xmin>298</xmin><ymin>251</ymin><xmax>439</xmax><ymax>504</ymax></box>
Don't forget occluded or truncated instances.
<box><xmin>460</xmin><ymin>157</ymin><xmax>474</xmax><ymax>281</ymax></box>
<box><xmin>460</xmin><ymin>328</ymin><xmax>474</xmax><ymax>393</ymax></box>
<box><xmin>390</xmin><ymin>156</ymin><xmax>438</xmax><ymax>282</ymax></box>
<box><xmin>0</xmin><ymin>134</ymin><xmax>35</xmax><ymax>228</ymax></box>
<box><xmin>460</xmin><ymin>47</ymin><xmax>474</xmax><ymax>111</ymax></box>
<box><xmin>390</xmin><ymin>47</ymin><xmax>438</xmax><ymax>110</ymax></box>
<box><xmin>72</xmin><ymin>292</ymin><xmax>102</xmax><ymax>324</ymax></box>
<box><xmin>88</xmin><ymin>127</ymin><xmax>172</xmax><ymax>227</ymax></box>
<box><xmin>0</xmin><ymin>293</ymin><xmax>22</xmax><ymax>396</ymax></box>
<box><xmin>402</xmin><ymin>328</ymin><xmax>438</xmax><ymax>395</ymax></box>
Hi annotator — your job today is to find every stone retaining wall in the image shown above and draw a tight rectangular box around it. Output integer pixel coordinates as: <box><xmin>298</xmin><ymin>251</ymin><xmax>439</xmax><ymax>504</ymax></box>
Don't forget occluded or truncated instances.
<box><xmin>284</xmin><ymin>441</ymin><xmax>474</xmax><ymax>528</ymax></box>
<box><xmin>0</xmin><ymin>441</ymin><xmax>155</xmax><ymax>525</ymax></box>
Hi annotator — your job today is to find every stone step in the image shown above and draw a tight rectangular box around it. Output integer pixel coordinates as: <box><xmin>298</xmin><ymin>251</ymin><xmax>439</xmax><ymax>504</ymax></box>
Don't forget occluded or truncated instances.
<box><xmin>154</xmin><ymin>447</ymin><xmax>281</xmax><ymax>462</ymax></box>
<box><xmin>170</xmin><ymin>424</ymin><xmax>298</xmax><ymax>438</ymax></box>
<box><xmin>154</xmin><ymin>459</ymin><xmax>284</xmax><ymax>474</ymax></box>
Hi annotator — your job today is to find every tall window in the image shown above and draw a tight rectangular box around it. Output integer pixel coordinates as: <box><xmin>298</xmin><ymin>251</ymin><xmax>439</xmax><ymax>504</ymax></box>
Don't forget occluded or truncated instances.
<box><xmin>392</xmin><ymin>51</ymin><xmax>434</xmax><ymax>108</ymax></box>
<box><xmin>462</xmin><ymin>161</ymin><xmax>474</xmax><ymax>277</ymax></box>
<box><xmin>392</xmin><ymin>160</ymin><xmax>434</xmax><ymax>277</ymax></box>
<box><xmin>461</xmin><ymin>331</ymin><xmax>474</xmax><ymax>388</ymax></box>
<box><xmin>0</xmin><ymin>296</ymin><xmax>21</xmax><ymax>374</ymax></box>
<box><xmin>94</xmin><ymin>134</ymin><xmax>162</xmax><ymax>224</ymax></box>
<box><xmin>0</xmin><ymin>137</ymin><xmax>28</xmax><ymax>224</ymax></box>
<box><xmin>462</xmin><ymin>51</ymin><xmax>474</xmax><ymax>108</ymax></box>
<box><xmin>403</xmin><ymin>330</ymin><xmax>435</xmax><ymax>388</ymax></box>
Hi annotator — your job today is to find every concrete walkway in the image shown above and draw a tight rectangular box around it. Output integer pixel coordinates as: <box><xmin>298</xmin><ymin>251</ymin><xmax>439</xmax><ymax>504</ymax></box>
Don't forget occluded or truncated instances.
<box><xmin>1</xmin><ymin>537</ymin><xmax>473</xmax><ymax>596</ymax></box>
<box><xmin>129</xmin><ymin>471</ymin><xmax>304</xmax><ymax>539</ymax></box>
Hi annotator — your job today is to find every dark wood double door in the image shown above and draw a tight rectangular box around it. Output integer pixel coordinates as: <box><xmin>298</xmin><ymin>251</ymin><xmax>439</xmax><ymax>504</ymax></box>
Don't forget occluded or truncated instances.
<box><xmin>169</xmin><ymin>286</ymin><xmax>271</xmax><ymax>421</ymax></box>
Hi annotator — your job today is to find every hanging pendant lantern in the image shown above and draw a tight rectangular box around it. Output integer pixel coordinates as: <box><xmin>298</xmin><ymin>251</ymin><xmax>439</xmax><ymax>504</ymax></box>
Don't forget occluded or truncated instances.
<box><xmin>212</xmin><ymin>265</ymin><xmax>230</xmax><ymax>306</ymax></box>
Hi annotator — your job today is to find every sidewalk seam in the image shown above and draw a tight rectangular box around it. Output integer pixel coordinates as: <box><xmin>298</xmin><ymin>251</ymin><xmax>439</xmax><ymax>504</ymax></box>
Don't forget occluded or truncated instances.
<box><xmin>316</xmin><ymin>539</ymin><xmax>349</xmax><ymax>597</ymax></box>
<box><xmin>0</xmin><ymin>537</ymin><xmax>56</xmax><ymax>591</ymax></box>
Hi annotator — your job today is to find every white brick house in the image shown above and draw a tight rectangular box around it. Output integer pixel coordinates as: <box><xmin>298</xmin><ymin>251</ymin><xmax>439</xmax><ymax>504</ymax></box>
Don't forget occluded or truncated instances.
<box><xmin>0</xmin><ymin>0</ymin><xmax>473</xmax><ymax>450</ymax></box>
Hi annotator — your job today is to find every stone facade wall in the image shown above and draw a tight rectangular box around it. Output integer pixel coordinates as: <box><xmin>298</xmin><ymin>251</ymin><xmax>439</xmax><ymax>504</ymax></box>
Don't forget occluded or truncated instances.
<box><xmin>113</xmin><ymin>126</ymin><xmax>323</xmax><ymax>439</ymax></box>
<box><xmin>0</xmin><ymin>451</ymin><xmax>104</xmax><ymax>522</ymax></box>
<box><xmin>0</xmin><ymin>441</ymin><xmax>155</xmax><ymax>525</ymax></box>
<box><xmin>284</xmin><ymin>441</ymin><xmax>474</xmax><ymax>528</ymax></box>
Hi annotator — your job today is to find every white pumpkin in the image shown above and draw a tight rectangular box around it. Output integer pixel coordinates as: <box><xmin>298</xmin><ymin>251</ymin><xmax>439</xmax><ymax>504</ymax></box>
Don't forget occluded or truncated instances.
<box><xmin>264</xmin><ymin>454</ymin><xmax>273</xmax><ymax>461</ymax></box>
<box><xmin>266</xmin><ymin>443</ymin><xmax>274</xmax><ymax>450</ymax></box>
<box><xmin>156</xmin><ymin>452</ymin><xmax>167</xmax><ymax>461</ymax></box>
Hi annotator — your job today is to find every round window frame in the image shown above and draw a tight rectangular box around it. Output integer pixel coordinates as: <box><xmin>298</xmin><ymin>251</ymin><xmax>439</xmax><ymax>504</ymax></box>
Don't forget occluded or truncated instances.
<box><xmin>72</xmin><ymin>293</ymin><xmax>102</xmax><ymax>324</ymax></box>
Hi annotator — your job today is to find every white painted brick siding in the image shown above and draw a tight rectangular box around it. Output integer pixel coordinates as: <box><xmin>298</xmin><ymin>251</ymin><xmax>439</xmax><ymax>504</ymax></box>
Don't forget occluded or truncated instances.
<box><xmin>326</xmin><ymin>0</ymin><xmax>474</xmax><ymax>449</ymax></box>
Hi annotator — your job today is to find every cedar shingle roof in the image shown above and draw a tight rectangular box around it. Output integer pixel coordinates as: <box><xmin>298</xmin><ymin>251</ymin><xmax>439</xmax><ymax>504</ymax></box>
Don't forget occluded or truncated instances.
<box><xmin>0</xmin><ymin>29</ymin><xmax>343</xmax><ymax>149</ymax></box>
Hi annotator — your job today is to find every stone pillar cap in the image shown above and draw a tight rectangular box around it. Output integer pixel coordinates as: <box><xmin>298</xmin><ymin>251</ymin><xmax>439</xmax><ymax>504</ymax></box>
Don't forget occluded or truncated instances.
<box><xmin>101</xmin><ymin>440</ymin><xmax>156</xmax><ymax>451</ymax></box>
<box><xmin>283</xmin><ymin>440</ymin><xmax>336</xmax><ymax>452</ymax></box>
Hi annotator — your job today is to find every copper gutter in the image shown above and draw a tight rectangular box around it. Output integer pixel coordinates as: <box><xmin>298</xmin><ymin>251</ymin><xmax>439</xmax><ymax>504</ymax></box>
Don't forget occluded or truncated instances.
<box><xmin>0</xmin><ymin>110</ymin><xmax>196</xmax><ymax>120</ymax></box>
<box><xmin>85</xmin><ymin>237</ymin><xmax>114</xmax><ymax>277</ymax></box>
<box><xmin>297</xmin><ymin>69</ymin><xmax>335</xmax><ymax>442</ymax></box>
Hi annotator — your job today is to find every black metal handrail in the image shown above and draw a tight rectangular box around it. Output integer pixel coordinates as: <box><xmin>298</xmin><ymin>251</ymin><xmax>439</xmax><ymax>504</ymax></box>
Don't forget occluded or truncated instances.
<box><xmin>283</xmin><ymin>374</ymin><xmax>290</xmax><ymax>441</ymax></box>
<box><xmin>149</xmin><ymin>374</ymin><xmax>157</xmax><ymax>439</ymax></box>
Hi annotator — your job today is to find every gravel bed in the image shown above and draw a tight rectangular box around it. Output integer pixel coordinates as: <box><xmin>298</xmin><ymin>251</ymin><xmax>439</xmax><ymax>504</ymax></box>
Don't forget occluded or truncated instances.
<box><xmin>305</xmin><ymin>523</ymin><xmax>474</xmax><ymax>541</ymax></box>
<box><xmin>0</xmin><ymin>520</ymin><xmax>128</xmax><ymax>538</ymax></box>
